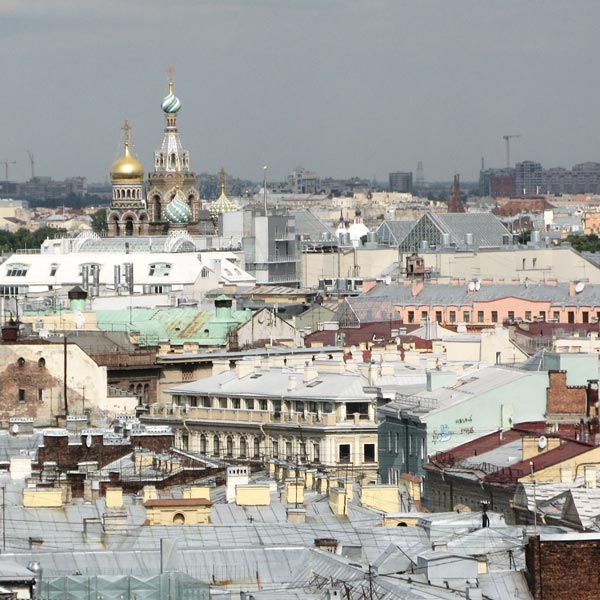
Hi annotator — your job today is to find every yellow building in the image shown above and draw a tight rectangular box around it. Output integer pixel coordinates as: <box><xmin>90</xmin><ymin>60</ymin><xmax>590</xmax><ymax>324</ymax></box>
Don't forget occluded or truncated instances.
<box><xmin>144</xmin><ymin>498</ymin><xmax>212</xmax><ymax>525</ymax></box>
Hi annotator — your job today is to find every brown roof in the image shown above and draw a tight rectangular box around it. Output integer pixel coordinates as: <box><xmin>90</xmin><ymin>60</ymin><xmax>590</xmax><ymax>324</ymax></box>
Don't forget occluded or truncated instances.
<box><xmin>144</xmin><ymin>498</ymin><xmax>212</xmax><ymax>508</ymax></box>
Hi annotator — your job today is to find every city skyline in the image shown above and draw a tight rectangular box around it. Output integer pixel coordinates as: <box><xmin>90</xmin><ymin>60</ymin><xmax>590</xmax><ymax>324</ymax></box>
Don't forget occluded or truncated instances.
<box><xmin>3</xmin><ymin>1</ymin><xmax>600</xmax><ymax>183</ymax></box>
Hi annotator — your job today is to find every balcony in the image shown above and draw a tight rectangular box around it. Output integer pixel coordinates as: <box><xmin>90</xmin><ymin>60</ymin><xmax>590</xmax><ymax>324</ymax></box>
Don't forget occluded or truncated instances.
<box><xmin>148</xmin><ymin>405</ymin><xmax>339</xmax><ymax>426</ymax></box>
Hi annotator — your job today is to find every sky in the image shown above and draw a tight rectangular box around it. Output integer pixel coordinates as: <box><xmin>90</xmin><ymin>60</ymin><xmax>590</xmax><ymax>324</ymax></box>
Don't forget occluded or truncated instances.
<box><xmin>2</xmin><ymin>0</ymin><xmax>600</xmax><ymax>183</ymax></box>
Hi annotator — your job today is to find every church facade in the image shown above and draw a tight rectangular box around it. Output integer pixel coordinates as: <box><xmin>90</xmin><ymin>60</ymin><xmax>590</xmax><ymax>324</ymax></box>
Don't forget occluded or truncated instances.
<box><xmin>107</xmin><ymin>75</ymin><xmax>206</xmax><ymax>237</ymax></box>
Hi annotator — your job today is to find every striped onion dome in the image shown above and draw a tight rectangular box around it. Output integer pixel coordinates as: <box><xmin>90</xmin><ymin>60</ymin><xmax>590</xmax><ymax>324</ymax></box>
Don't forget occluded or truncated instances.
<box><xmin>161</xmin><ymin>84</ymin><xmax>181</xmax><ymax>114</ymax></box>
<box><xmin>164</xmin><ymin>189</ymin><xmax>192</xmax><ymax>224</ymax></box>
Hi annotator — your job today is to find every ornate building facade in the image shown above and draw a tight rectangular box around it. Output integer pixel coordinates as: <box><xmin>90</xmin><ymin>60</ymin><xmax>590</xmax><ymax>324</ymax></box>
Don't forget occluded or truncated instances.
<box><xmin>107</xmin><ymin>73</ymin><xmax>204</xmax><ymax>237</ymax></box>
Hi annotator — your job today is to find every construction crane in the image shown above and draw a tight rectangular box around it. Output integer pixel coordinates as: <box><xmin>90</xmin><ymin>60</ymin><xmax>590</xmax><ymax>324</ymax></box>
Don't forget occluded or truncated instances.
<box><xmin>1</xmin><ymin>160</ymin><xmax>16</xmax><ymax>182</ymax></box>
<box><xmin>502</xmin><ymin>134</ymin><xmax>521</xmax><ymax>168</ymax></box>
<box><xmin>27</xmin><ymin>151</ymin><xmax>35</xmax><ymax>179</ymax></box>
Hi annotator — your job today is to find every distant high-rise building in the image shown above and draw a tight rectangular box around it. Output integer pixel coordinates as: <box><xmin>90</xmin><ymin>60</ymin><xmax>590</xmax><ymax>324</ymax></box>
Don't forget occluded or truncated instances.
<box><xmin>388</xmin><ymin>171</ymin><xmax>413</xmax><ymax>193</ymax></box>
<box><xmin>287</xmin><ymin>168</ymin><xmax>320</xmax><ymax>194</ymax></box>
<box><xmin>416</xmin><ymin>161</ymin><xmax>424</xmax><ymax>191</ymax></box>
<box><xmin>515</xmin><ymin>161</ymin><xmax>543</xmax><ymax>195</ymax></box>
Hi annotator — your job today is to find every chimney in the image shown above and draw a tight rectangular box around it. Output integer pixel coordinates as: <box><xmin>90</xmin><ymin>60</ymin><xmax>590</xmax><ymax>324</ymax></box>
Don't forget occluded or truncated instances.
<box><xmin>569</xmin><ymin>281</ymin><xmax>577</xmax><ymax>297</ymax></box>
<box><xmin>288</xmin><ymin>375</ymin><xmax>297</xmax><ymax>391</ymax></box>
<box><xmin>303</xmin><ymin>366</ymin><xmax>319</xmax><ymax>383</ymax></box>
<box><xmin>560</xmin><ymin>466</ymin><xmax>572</xmax><ymax>483</ymax></box>
<box><xmin>411</xmin><ymin>278</ymin><xmax>424</xmax><ymax>297</ymax></box>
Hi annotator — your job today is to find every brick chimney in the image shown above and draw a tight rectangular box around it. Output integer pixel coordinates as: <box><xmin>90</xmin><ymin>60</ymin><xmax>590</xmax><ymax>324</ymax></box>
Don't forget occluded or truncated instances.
<box><xmin>411</xmin><ymin>278</ymin><xmax>424</xmax><ymax>297</ymax></box>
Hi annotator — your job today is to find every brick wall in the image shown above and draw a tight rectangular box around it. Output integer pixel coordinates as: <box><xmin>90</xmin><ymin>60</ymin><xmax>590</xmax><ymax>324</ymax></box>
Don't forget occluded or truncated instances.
<box><xmin>546</xmin><ymin>371</ymin><xmax>586</xmax><ymax>416</ymax></box>
<box><xmin>526</xmin><ymin>534</ymin><xmax>600</xmax><ymax>600</ymax></box>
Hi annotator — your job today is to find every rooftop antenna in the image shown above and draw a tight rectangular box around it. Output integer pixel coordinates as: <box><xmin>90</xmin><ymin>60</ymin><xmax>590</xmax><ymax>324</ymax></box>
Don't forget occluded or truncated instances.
<box><xmin>502</xmin><ymin>134</ymin><xmax>521</xmax><ymax>168</ymax></box>
<box><xmin>1</xmin><ymin>160</ymin><xmax>16</xmax><ymax>182</ymax></box>
<box><xmin>27</xmin><ymin>151</ymin><xmax>35</xmax><ymax>179</ymax></box>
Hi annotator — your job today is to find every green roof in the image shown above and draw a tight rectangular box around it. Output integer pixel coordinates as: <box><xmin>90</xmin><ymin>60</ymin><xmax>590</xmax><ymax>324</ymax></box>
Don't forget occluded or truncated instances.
<box><xmin>95</xmin><ymin>307</ymin><xmax>249</xmax><ymax>347</ymax></box>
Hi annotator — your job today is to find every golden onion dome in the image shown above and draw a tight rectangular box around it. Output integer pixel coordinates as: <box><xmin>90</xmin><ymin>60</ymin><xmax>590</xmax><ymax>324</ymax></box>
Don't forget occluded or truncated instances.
<box><xmin>110</xmin><ymin>142</ymin><xmax>144</xmax><ymax>181</ymax></box>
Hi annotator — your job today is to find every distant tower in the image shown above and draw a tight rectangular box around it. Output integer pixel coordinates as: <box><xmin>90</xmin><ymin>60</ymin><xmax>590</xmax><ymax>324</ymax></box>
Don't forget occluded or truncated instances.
<box><xmin>416</xmin><ymin>161</ymin><xmax>424</xmax><ymax>191</ymax></box>
<box><xmin>107</xmin><ymin>120</ymin><xmax>149</xmax><ymax>237</ymax></box>
<box><xmin>146</xmin><ymin>67</ymin><xmax>201</xmax><ymax>233</ymax></box>
<box><xmin>447</xmin><ymin>174</ymin><xmax>466</xmax><ymax>213</ymax></box>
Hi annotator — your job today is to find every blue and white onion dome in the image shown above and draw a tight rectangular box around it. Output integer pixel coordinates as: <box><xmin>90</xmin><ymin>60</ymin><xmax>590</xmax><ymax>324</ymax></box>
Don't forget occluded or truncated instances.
<box><xmin>161</xmin><ymin>83</ymin><xmax>181</xmax><ymax>114</ymax></box>
<box><xmin>164</xmin><ymin>188</ymin><xmax>192</xmax><ymax>224</ymax></box>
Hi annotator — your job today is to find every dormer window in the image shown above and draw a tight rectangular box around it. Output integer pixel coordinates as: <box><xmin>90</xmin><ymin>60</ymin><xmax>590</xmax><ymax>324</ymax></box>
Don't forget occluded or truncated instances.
<box><xmin>6</xmin><ymin>264</ymin><xmax>28</xmax><ymax>277</ymax></box>
<box><xmin>149</xmin><ymin>263</ymin><xmax>172</xmax><ymax>277</ymax></box>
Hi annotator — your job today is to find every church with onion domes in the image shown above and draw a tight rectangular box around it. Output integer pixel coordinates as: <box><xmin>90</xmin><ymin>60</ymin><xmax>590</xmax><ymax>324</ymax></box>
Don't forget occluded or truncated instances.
<box><xmin>107</xmin><ymin>70</ymin><xmax>208</xmax><ymax>237</ymax></box>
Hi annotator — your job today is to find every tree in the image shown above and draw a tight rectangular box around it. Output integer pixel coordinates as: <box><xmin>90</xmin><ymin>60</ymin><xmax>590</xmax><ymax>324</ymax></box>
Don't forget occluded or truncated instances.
<box><xmin>91</xmin><ymin>208</ymin><xmax>108</xmax><ymax>235</ymax></box>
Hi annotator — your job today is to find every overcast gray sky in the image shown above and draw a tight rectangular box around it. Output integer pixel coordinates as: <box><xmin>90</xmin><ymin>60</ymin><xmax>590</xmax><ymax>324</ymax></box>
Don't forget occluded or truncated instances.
<box><xmin>2</xmin><ymin>0</ymin><xmax>599</xmax><ymax>183</ymax></box>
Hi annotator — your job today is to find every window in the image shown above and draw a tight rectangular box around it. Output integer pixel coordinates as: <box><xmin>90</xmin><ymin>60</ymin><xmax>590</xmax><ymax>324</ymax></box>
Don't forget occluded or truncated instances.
<box><xmin>583</xmin><ymin>311</ymin><xmax>589</xmax><ymax>324</ymax></box>
<box><xmin>533</xmin><ymin>258</ymin><xmax>537</xmax><ymax>268</ymax></box>
<box><xmin>246</xmin><ymin>399</ymin><xmax>255</xmax><ymax>410</ymax></box>
<box><xmin>38</xmin><ymin>389</ymin><xmax>43</xmax><ymax>402</ymax></box>
<box><xmin>240</xmin><ymin>437</ymin><xmax>247</xmax><ymax>458</ymax></box>
<box><xmin>508</xmin><ymin>311</ymin><xmax>515</xmax><ymax>322</ymax></box>
<box><xmin>172</xmin><ymin>513</ymin><xmax>185</xmax><ymax>525</ymax></box>
<box><xmin>407</xmin><ymin>311</ymin><xmax>414</xmax><ymax>324</ymax></box>
<box><xmin>395</xmin><ymin>432</ymin><xmax>399</xmax><ymax>454</ymax></box>
<box><xmin>409</xmin><ymin>434</ymin><xmax>414</xmax><ymax>455</ymax></box>
<box><xmin>300</xmin><ymin>442</ymin><xmax>307</xmax><ymax>461</ymax></box>
<box><xmin>420</xmin><ymin>438</ymin><xmax>425</xmax><ymax>461</ymax></box>
<box><xmin>6</xmin><ymin>264</ymin><xmax>28</xmax><ymax>277</ymax></box>
<box><xmin>449</xmin><ymin>311</ymin><xmax>456</xmax><ymax>324</ymax></box>
<box><xmin>339</xmin><ymin>444</ymin><xmax>351</xmax><ymax>463</ymax></box>
<box><xmin>553</xmin><ymin>311</ymin><xmax>560</xmax><ymax>320</ymax></box>
<box><xmin>491</xmin><ymin>311</ymin><xmax>498</xmax><ymax>323</ymax></box>
<box><xmin>18</xmin><ymin>389</ymin><xmax>25</xmax><ymax>402</ymax></box>
<box><xmin>148</xmin><ymin>262</ymin><xmax>172</xmax><ymax>277</ymax></box>
<box><xmin>219</xmin><ymin>398</ymin><xmax>227</xmax><ymax>409</ymax></box>
<box><xmin>259</xmin><ymin>399</ymin><xmax>268</xmax><ymax>411</ymax></box>
<box><xmin>17</xmin><ymin>357</ymin><xmax>25</xmax><ymax>368</ymax></box>
<box><xmin>568</xmin><ymin>311</ymin><xmax>575</xmax><ymax>324</ymax></box>
<box><xmin>363</xmin><ymin>443</ymin><xmax>375</xmax><ymax>463</ymax></box>
<box><xmin>200</xmin><ymin>434</ymin><xmax>207</xmax><ymax>454</ymax></box>
<box><xmin>38</xmin><ymin>357</ymin><xmax>45</xmax><ymax>368</ymax></box>
<box><xmin>388</xmin><ymin>431</ymin><xmax>392</xmax><ymax>452</ymax></box>
<box><xmin>539</xmin><ymin>311</ymin><xmax>546</xmax><ymax>321</ymax></box>
<box><xmin>213</xmin><ymin>435</ymin><xmax>220</xmax><ymax>456</ymax></box>
<box><xmin>49</xmin><ymin>264</ymin><xmax>58</xmax><ymax>277</ymax></box>
<box><xmin>226</xmin><ymin>436</ymin><xmax>233</xmax><ymax>457</ymax></box>
<box><xmin>286</xmin><ymin>441</ymin><xmax>292</xmax><ymax>460</ymax></box>
<box><xmin>522</xmin><ymin>258</ymin><xmax>526</xmax><ymax>270</ymax></box>
<box><xmin>435</xmin><ymin>311</ymin><xmax>442</xmax><ymax>323</ymax></box>
<box><xmin>313</xmin><ymin>442</ymin><xmax>320</xmax><ymax>462</ymax></box>
<box><xmin>478</xmin><ymin>311</ymin><xmax>484</xmax><ymax>323</ymax></box>
<box><xmin>232</xmin><ymin>398</ymin><xmax>240</xmax><ymax>409</ymax></box>
<box><xmin>421</xmin><ymin>311</ymin><xmax>428</xmax><ymax>320</ymax></box>
<box><xmin>200</xmin><ymin>266</ymin><xmax>210</xmax><ymax>278</ymax></box>
<box><xmin>254</xmin><ymin>437</ymin><xmax>260</xmax><ymax>458</ymax></box>
<box><xmin>181</xmin><ymin>365</ymin><xmax>195</xmax><ymax>382</ymax></box>
<box><xmin>463</xmin><ymin>311</ymin><xmax>470</xmax><ymax>323</ymax></box>
<box><xmin>272</xmin><ymin>441</ymin><xmax>279</xmax><ymax>458</ymax></box>
<box><xmin>525</xmin><ymin>311</ymin><xmax>532</xmax><ymax>321</ymax></box>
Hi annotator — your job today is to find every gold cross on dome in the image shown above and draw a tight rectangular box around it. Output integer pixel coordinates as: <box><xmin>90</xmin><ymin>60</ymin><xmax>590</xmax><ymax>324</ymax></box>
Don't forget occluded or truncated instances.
<box><xmin>122</xmin><ymin>120</ymin><xmax>131</xmax><ymax>145</ymax></box>
<box><xmin>219</xmin><ymin>167</ymin><xmax>226</xmax><ymax>193</ymax></box>
<box><xmin>167</xmin><ymin>65</ymin><xmax>175</xmax><ymax>90</ymax></box>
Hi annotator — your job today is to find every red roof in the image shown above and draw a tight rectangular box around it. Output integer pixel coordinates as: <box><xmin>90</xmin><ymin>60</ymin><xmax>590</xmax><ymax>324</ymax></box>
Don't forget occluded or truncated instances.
<box><xmin>305</xmin><ymin>321</ymin><xmax>424</xmax><ymax>350</ymax></box>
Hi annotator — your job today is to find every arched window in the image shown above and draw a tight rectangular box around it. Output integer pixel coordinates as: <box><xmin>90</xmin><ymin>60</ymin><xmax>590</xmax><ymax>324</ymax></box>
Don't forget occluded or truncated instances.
<box><xmin>38</xmin><ymin>357</ymin><xmax>46</xmax><ymax>368</ymax></box>
<box><xmin>173</xmin><ymin>513</ymin><xmax>185</xmax><ymax>525</ymax></box>
<box><xmin>125</xmin><ymin>217</ymin><xmax>134</xmax><ymax>237</ymax></box>
<box><xmin>213</xmin><ymin>435</ymin><xmax>220</xmax><ymax>457</ymax></box>
<box><xmin>200</xmin><ymin>434</ymin><xmax>207</xmax><ymax>454</ymax></box>
<box><xmin>17</xmin><ymin>357</ymin><xmax>25</xmax><ymax>368</ymax></box>
<box><xmin>254</xmin><ymin>437</ymin><xmax>260</xmax><ymax>459</ymax></box>
<box><xmin>240</xmin><ymin>437</ymin><xmax>247</xmax><ymax>458</ymax></box>
<box><xmin>226</xmin><ymin>435</ymin><xmax>233</xmax><ymax>457</ymax></box>
<box><xmin>143</xmin><ymin>384</ymin><xmax>149</xmax><ymax>401</ymax></box>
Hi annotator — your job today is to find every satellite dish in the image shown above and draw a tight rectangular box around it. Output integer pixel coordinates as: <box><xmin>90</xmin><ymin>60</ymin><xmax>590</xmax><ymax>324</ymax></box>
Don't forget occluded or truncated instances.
<box><xmin>85</xmin><ymin>434</ymin><xmax>92</xmax><ymax>448</ymax></box>
<box><xmin>575</xmin><ymin>282</ymin><xmax>585</xmax><ymax>294</ymax></box>
<box><xmin>10</xmin><ymin>423</ymin><xmax>19</xmax><ymax>435</ymax></box>
<box><xmin>475</xmin><ymin>280</ymin><xmax>481</xmax><ymax>291</ymax></box>
<box><xmin>468</xmin><ymin>281</ymin><xmax>476</xmax><ymax>292</ymax></box>
<box><xmin>538</xmin><ymin>435</ymin><xmax>547</xmax><ymax>450</ymax></box>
